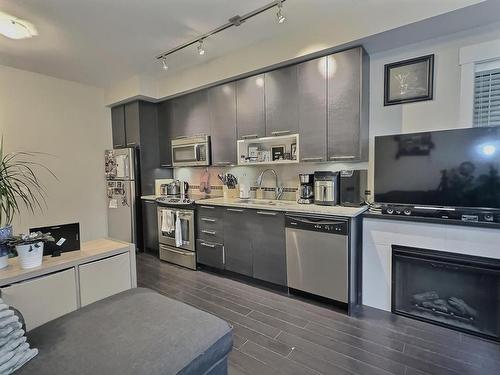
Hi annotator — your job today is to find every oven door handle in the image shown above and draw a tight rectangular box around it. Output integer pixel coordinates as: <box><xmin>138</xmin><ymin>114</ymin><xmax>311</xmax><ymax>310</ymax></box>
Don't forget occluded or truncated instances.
<box><xmin>165</xmin><ymin>248</ymin><xmax>192</xmax><ymax>256</ymax></box>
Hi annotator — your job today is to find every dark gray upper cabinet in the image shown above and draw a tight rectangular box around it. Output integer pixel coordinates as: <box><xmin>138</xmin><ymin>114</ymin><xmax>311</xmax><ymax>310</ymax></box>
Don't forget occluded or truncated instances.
<box><xmin>124</xmin><ymin>102</ymin><xmax>141</xmax><ymax>147</ymax></box>
<box><xmin>265</xmin><ymin>65</ymin><xmax>299</xmax><ymax>136</ymax></box>
<box><xmin>298</xmin><ymin>57</ymin><xmax>328</xmax><ymax>162</ymax></box>
<box><xmin>236</xmin><ymin>75</ymin><xmax>266</xmax><ymax>139</ymax></box>
<box><xmin>173</xmin><ymin>90</ymin><xmax>210</xmax><ymax>138</ymax></box>
<box><xmin>157</xmin><ymin>100</ymin><xmax>174</xmax><ymax>167</ymax></box>
<box><xmin>327</xmin><ymin>47</ymin><xmax>369</xmax><ymax>162</ymax></box>
<box><xmin>223</xmin><ymin>208</ymin><xmax>253</xmax><ymax>276</ymax></box>
<box><xmin>111</xmin><ymin>106</ymin><xmax>126</xmax><ymax>148</ymax></box>
<box><xmin>209</xmin><ymin>83</ymin><xmax>237</xmax><ymax>166</ymax></box>
<box><xmin>250</xmin><ymin>210</ymin><xmax>286</xmax><ymax>286</ymax></box>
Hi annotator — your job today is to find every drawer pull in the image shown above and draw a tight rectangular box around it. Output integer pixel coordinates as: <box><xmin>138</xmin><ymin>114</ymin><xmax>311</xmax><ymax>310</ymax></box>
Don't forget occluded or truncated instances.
<box><xmin>201</xmin><ymin>230</ymin><xmax>216</xmax><ymax>235</ymax></box>
<box><xmin>160</xmin><ymin>164</ymin><xmax>172</xmax><ymax>167</ymax></box>
<box><xmin>241</xmin><ymin>134</ymin><xmax>258</xmax><ymax>139</ymax></box>
<box><xmin>200</xmin><ymin>242</ymin><xmax>216</xmax><ymax>248</ymax></box>
<box><xmin>114</xmin><ymin>144</ymin><xmax>124</xmax><ymax>148</ymax></box>
<box><xmin>200</xmin><ymin>206</ymin><xmax>215</xmax><ymax>209</ymax></box>
<box><xmin>201</xmin><ymin>218</ymin><xmax>216</xmax><ymax>223</ymax></box>
<box><xmin>256</xmin><ymin>211</ymin><xmax>277</xmax><ymax>216</ymax></box>
<box><xmin>271</xmin><ymin>130</ymin><xmax>291</xmax><ymax>136</ymax></box>
<box><xmin>214</xmin><ymin>162</ymin><xmax>232</xmax><ymax>166</ymax></box>
<box><xmin>222</xmin><ymin>246</ymin><xmax>225</xmax><ymax>264</ymax></box>
<box><xmin>302</xmin><ymin>157</ymin><xmax>323</xmax><ymax>162</ymax></box>
<box><xmin>175</xmin><ymin>135</ymin><xmax>188</xmax><ymax>139</ymax></box>
<box><xmin>127</xmin><ymin>142</ymin><xmax>136</xmax><ymax>146</ymax></box>
<box><xmin>226</xmin><ymin>208</ymin><xmax>244</xmax><ymax>212</ymax></box>
<box><xmin>330</xmin><ymin>155</ymin><xmax>356</xmax><ymax>160</ymax></box>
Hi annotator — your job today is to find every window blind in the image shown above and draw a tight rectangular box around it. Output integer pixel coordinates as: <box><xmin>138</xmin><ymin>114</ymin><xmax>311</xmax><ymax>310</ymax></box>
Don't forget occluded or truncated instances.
<box><xmin>473</xmin><ymin>68</ymin><xmax>500</xmax><ymax>127</ymax></box>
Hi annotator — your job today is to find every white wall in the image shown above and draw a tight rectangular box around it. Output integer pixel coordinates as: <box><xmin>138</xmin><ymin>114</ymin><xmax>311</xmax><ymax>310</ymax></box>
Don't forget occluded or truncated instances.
<box><xmin>0</xmin><ymin>64</ymin><xmax>111</xmax><ymax>241</ymax></box>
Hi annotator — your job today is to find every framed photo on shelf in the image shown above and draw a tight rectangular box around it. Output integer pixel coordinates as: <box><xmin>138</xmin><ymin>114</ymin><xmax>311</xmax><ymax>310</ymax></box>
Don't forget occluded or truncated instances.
<box><xmin>291</xmin><ymin>143</ymin><xmax>297</xmax><ymax>160</ymax></box>
<box><xmin>384</xmin><ymin>54</ymin><xmax>434</xmax><ymax>106</ymax></box>
<box><xmin>271</xmin><ymin>145</ymin><xmax>285</xmax><ymax>161</ymax></box>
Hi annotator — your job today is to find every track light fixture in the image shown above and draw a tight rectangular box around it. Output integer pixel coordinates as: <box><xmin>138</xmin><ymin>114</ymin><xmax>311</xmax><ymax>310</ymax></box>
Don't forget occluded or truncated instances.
<box><xmin>197</xmin><ymin>39</ymin><xmax>205</xmax><ymax>56</ymax></box>
<box><xmin>276</xmin><ymin>1</ymin><xmax>286</xmax><ymax>24</ymax></box>
<box><xmin>157</xmin><ymin>0</ymin><xmax>287</xmax><ymax>71</ymax></box>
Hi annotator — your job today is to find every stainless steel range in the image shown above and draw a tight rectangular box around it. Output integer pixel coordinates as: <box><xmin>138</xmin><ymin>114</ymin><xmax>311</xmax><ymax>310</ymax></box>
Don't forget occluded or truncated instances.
<box><xmin>156</xmin><ymin>194</ymin><xmax>197</xmax><ymax>270</ymax></box>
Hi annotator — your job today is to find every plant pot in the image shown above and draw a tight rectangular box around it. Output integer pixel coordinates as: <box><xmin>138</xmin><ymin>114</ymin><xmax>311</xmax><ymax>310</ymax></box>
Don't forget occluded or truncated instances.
<box><xmin>16</xmin><ymin>242</ymin><xmax>44</xmax><ymax>269</ymax></box>
<box><xmin>0</xmin><ymin>225</ymin><xmax>12</xmax><ymax>270</ymax></box>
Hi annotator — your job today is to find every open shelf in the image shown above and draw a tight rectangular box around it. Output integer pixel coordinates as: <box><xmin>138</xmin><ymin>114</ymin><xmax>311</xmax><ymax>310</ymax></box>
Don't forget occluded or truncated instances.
<box><xmin>237</xmin><ymin>134</ymin><xmax>299</xmax><ymax>166</ymax></box>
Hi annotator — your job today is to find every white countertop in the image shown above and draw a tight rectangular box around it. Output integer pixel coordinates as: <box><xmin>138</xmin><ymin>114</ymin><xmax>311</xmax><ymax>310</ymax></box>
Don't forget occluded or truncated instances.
<box><xmin>195</xmin><ymin>197</ymin><xmax>367</xmax><ymax>217</ymax></box>
<box><xmin>141</xmin><ymin>195</ymin><xmax>158</xmax><ymax>201</ymax></box>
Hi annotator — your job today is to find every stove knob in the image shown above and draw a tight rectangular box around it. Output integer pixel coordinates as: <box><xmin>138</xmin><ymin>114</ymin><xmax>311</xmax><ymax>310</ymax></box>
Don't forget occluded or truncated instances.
<box><xmin>403</xmin><ymin>208</ymin><xmax>412</xmax><ymax>216</ymax></box>
<box><xmin>386</xmin><ymin>207</ymin><xmax>394</xmax><ymax>214</ymax></box>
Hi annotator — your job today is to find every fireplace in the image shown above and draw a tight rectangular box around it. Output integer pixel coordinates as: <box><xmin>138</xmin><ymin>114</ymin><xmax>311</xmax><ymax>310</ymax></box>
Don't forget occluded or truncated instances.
<box><xmin>392</xmin><ymin>245</ymin><xmax>500</xmax><ymax>341</ymax></box>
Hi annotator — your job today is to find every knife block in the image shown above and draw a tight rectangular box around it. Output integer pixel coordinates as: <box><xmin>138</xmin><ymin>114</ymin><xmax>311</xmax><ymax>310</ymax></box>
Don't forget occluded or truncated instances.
<box><xmin>223</xmin><ymin>185</ymin><xmax>239</xmax><ymax>199</ymax></box>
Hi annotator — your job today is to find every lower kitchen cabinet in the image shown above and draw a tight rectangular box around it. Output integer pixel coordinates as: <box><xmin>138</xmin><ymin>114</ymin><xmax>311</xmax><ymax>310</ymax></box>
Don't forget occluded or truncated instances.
<box><xmin>250</xmin><ymin>210</ymin><xmax>287</xmax><ymax>286</ymax></box>
<box><xmin>142</xmin><ymin>200</ymin><xmax>158</xmax><ymax>254</ymax></box>
<box><xmin>223</xmin><ymin>208</ymin><xmax>253</xmax><ymax>276</ymax></box>
<box><xmin>196</xmin><ymin>240</ymin><xmax>224</xmax><ymax>269</ymax></box>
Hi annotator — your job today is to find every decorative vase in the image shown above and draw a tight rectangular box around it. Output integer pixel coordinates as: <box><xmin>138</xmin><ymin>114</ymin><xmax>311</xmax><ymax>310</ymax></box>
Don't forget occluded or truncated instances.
<box><xmin>16</xmin><ymin>242</ymin><xmax>44</xmax><ymax>269</ymax></box>
<box><xmin>0</xmin><ymin>225</ymin><xmax>13</xmax><ymax>270</ymax></box>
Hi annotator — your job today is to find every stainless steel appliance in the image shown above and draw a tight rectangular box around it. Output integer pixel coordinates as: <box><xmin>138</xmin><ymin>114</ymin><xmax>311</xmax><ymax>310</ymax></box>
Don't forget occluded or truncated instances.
<box><xmin>298</xmin><ymin>174</ymin><xmax>314</xmax><ymax>204</ymax></box>
<box><xmin>105</xmin><ymin>148</ymin><xmax>137</xmax><ymax>244</ymax></box>
<box><xmin>340</xmin><ymin>170</ymin><xmax>367</xmax><ymax>207</ymax></box>
<box><xmin>156</xmin><ymin>196</ymin><xmax>196</xmax><ymax>270</ymax></box>
<box><xmin>286</xmin><ymin>214</ymin><xmax>349</xmax><ymax>303</ymax></box>
<box><xmin>171</xmin><ymin>135</ymin><xmax>211</xmax><ymax>167</ymax></box>
<box><xmin>314</xmin><ymin>171</ymin><xmax>339</xmax><ymax>206</ymax></box>
<box><xmin>165</xmin><ymin>180</ymin><xmax>189</xmax><ymax>196</ymax></box>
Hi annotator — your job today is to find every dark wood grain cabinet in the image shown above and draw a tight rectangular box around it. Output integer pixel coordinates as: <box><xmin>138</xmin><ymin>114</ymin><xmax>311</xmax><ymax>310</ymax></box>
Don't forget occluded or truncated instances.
<box><xmin>223</xmin><ymin>208</ymin><xmax>253</xmax><ymax>277</ymax></box>
<box><xmin>265</xmin><ymin>65</ymin><xmax>299</xmax><ymax>136</ymax></box>
<box><xmin>327</xmin><ymin>47</ymin><xmax>369</xmax><ymax>162</ymax></box>
<box><xmin>236</xmin><ymin>75</ymin><xmax>266</xmax><ymax>140</ymax></box>
<box><xmin>298</xmin><ymin>56</ymin><xmax>328</xmax><ymax>162</ymax></box>
<box><xmin>209</xmin><ymin>83</ymin><xmax>237</xmax><ymax>166</ymax></box>
<box><xmin>142</xmin><ymin>200</ymin><xmax>158</xmax><ymax>254</ymax></box>
<box><xmin>111</xmin><ymin>106</ymin><xmax>126</xmax><ymax>148</ymax></box>
<box><xmin>124</xmin><ymin>102</ymin><xmax>141</xmax><ymax>147</ymax></box>
<box><xmin>157</xmin><ymin>100</ymin><xmax>174</xmax><ymax>168</ymax></box>
<box><xmin>173</xmin><ymin>90</ymin><xmax>210</xmax><ymax>138</ymax></box>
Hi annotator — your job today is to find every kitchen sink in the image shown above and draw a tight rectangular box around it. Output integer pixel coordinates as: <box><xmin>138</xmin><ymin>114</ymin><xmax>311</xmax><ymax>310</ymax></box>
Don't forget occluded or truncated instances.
<box><xmin>234</xmin><ymin>199</ymin><xmax>295</xmax><ymax>206</ymax></box>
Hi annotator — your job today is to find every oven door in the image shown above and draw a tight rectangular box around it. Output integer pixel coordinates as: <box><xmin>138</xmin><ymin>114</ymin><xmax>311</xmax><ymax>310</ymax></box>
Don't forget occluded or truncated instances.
<box><xmin>157</xmin><ymin>207</ymin><xmax>195</xmax><ymax>251</ymax></box>
<box><xmin>172</xmin><ymin>142</ymin><xmax>209</xmax><ymax>167</ymax></box>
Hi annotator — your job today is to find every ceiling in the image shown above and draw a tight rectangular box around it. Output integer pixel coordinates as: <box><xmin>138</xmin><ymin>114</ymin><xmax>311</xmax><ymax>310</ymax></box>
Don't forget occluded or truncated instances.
<box><xmin>0</xmin><ymin>0</ymin><xmax>486</xmax><ymax>88</ymax></box>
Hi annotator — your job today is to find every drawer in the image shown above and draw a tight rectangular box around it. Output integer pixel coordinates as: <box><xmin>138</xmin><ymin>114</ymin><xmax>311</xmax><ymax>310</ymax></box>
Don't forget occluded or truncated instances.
<box><xmin>197</xmin><ymin>225</ymin><xmax>224</xmax><ymax>243</ymax></box>
<box><xmin>197</xmin><ymin>205</ymin><xmax>224</xmax><ymax>219</ymax></box>
<box><xmin>197</xmin><ymin>215</ymin><xmax>224</xmax><ymax>233</ymax></box>
<box><xmin>196</xmin><ymin>240</ymin><xmax>224</xmax><ymax>269</ymax></box>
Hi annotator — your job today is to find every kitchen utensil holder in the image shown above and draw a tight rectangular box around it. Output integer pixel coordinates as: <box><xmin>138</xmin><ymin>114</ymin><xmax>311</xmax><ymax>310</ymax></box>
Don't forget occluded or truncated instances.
<box><xmin>223</xmin><ymin>185</ymin><xmax>239</xmax><ymax>199</ymax></box>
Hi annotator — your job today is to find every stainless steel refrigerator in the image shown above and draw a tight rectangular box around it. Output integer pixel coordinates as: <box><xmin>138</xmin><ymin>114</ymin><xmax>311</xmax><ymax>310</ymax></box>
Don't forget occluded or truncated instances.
<box><xmin>105</xmin><ymin>148</ymin><xmax>138</xmax><ymax>245</ymax></box>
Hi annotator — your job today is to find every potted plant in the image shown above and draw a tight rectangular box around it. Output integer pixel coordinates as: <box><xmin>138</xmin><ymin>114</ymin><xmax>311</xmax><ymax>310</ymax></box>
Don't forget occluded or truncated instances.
<box><xmin>5</xmin><ymin>232</ymin><xmax>55</xmax><ymax>269</ymax></box>
<box><xmin>0</xmin><ymin>139</ymin><xmax>56</xmax><ymax>269</ymax></box>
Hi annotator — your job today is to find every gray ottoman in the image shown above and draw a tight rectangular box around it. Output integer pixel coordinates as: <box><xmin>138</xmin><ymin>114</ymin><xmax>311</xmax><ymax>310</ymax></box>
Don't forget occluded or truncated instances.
<box><xmin>17</xmin><ymin>288</ymin><xmax>233</xmax><ymax>375</ymax></box>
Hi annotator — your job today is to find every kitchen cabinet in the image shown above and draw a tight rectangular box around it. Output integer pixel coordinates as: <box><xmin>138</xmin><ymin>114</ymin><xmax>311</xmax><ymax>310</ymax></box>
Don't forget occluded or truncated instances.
<box><xmin>124</xmin><ymin>102</ymin><xmax>141</xmax><ymax>146</ymax></box>
<box><xmin>298</xmin><ymin>57</ymin><xmax>328</xmax><ymax>162</ymax></box>
<box><xmin>236</xmin><ymin>75</ymin><xmax>266</xmax><ymax>140</ymax></box>
<box><xmin>142</xmin><ymin>200</ymin><xmax>158</xmax><ymax>254</ymax></box>
<box><xmin>173</xmin><ymin>90</ymin><xmax>210</xmax><ymax>138</ymax></box>
<box><xmin>111</xmin><ymin>106</ymin><xmax>126</xmax><ymax>148</ymax></box>
<box><xmin>209</xmin><ymin>83</ymin><xmax>237</xmax><ymax>166</ymax></box>
<box><xmin>157</xmin><ymin>100</ymin><xmax>174</xmax><ymax>168</ymax></box>
<box><xmin>265</xmin><ymin>65</ymin><xmax>299</xmax><ymax>136</ymax></box>
<box><xmin>327</xmin><ymin>47</ymin><xmax>369</xmax><ymax>162</ymax></box>
<box><xmin>250</xmin><ymin>210</ymin><xmax>287</xmax><ymax>286</ymax></box>
<box><xmin>223</xmin><ymin>208</ymin><xmax>253</xmax><ymax>276</ymax></box>
<box><xmin>196</xmin><ymin>240</ymin><xmax>224</xmax><ymax>269</ymax></box>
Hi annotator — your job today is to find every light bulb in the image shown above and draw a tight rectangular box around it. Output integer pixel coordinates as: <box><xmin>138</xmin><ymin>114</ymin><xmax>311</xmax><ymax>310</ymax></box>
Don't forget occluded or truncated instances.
<box><xmin>276</xmin><ymin>1</ymin><xmax>286</xmax><ymax>24</ymax></box>
<box><xmin>0</xmin><ymin>12</ymin><xmax>37</xmax><ymax>39</ymax></box>
<box><xmin>162</xmin><ymin>58</ymin><xmax>168</xmax><ymax>71</ymax></box>
<box><xmin>197</xmin><ymin>40</ymin><xmax>205</xmax><ymax>56</ymax></box>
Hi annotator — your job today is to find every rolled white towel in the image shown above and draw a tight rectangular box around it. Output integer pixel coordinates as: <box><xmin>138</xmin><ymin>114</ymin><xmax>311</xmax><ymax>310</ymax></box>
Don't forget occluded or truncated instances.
<box><xmin>0</xmin><ymin>342</ymin><xmax>29</xmax><ymax>373</ymax></box>
<box><xmin>0</xmin><ymin>329</ymin><xmax>24</xmax><ymax>348</ymax></box>
<box><xmin>0</xmin><ymin>323</ymin><xmax>21</xmax><ymax>339</ymax></box>
<box><xmin>0</xmin><ymin>336</ymin><xmax>26</xmax><ymax>361</ymax></box>
<box><xmin>0</xmin><ymin>311</ymin><xmax>14</xmax><ymax>321</ymax></box>
<box><xmin>0</xmin><ymin>304</ymin><xmax>8</xmax><ymax>313</ymax></box>
<box><xmin>0</xmin><ymin>317</ymin><xmax>18</xmax><ymax>330</ymax></box>
<box><xmin>10</xmin><ymin>347</ymin><xmax>38</xmax><ymax>374</ymax></box>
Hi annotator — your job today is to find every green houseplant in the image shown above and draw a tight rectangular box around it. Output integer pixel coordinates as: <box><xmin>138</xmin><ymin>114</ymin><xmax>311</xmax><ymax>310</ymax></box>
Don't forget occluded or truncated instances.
<box><xmin>0</xmin><ymin>140</ymin><xmax>56</xmax><ymax>269</ymax></box>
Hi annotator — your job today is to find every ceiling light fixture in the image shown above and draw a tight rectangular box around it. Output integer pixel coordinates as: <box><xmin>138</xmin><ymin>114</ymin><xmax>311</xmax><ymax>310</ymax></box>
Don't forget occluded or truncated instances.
<box><xmin>162</xmin><ymin>58</ymin><xmax>168</xmax><ymax>71</ymax></box>
<box><xmin>156</xmin><ymin>0</ymin><xmax>287</xmax><ymax>70</ymax></box>
<box><xmin>197</xmin><ymin>39</ymin><xmax>205</xmax><ymax>56</ymax></box>
<box><xmin>0</xmin><ymin>11</ymin><xmax>37</xmax><ymax>40</ymax></box>
<box><xmin>276</xmin><ymin>1</ymin><xmax>286</xmax><ymax>24</ymax></box>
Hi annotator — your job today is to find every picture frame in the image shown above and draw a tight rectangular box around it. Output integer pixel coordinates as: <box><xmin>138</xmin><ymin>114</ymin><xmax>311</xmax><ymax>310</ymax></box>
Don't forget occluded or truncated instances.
<box><xmin>384</xmin><ymin>54</ymin><xmax>434</xmax><ymax>106</ymax></box>
<box><xmin>291</xmin><ymin>143</ymin><xmax>297</xmax><ymax>160</ymax></box>
<box><xmin>271</xmin><ymin>145</ymin><xmax>286</xmax><ymax>161</ymax></box>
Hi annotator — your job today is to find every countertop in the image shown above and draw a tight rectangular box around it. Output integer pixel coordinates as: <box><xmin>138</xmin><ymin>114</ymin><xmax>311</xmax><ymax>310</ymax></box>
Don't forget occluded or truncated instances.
<box><xmin>0</xmin><ymin>238</ymin><xmax>134</xmax><ymax>286</ymax></box>
<box><xmin>141</xmin><ymin>195</ymin><xmax>158</xmax><ymax>201</ymax></box>
<box><xmin>196</xmin><ymin>197</ymin><xmax>368</xmax><ymax>217</ymax></box>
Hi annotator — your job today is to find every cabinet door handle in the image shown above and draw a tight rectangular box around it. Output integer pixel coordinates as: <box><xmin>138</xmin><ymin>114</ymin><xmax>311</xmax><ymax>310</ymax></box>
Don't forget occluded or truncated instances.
<box><xmin>201</xmin><ymin>230</ymin><xmax>216</xmax><ymax>235</ymax></box>
<box><xmin>241</xmin><ymin>134</ymin><xmax>258</xmax><ymax>139</ymax></box>
<box><xmin>214</xmin><ymin>162</ymin><xmax>232</xmax><ymax>166</ymax></box>
<box><xmin>175</xmin><ymin>135</ymin><xmax>188</xmax><ymax>139</ymax></box>
<box><xmin>200</xmin><ymin>242</ymin><xmax>216</xmax><ymax>248</ymax></box>
<box><xmin>301</xmin><ymin>157</ymin><xmax>323</xmax><ymax>162</ymax></box>
<box><xmin>271</xmin><ymin>130</ymin><xmax>291</xmax><ymax>136</ymax></box>
<box><xmin>222</xmin><ymin>246</ymin><xmax>225</xmax><ymax>264</ymax></box>
<box><xmin>127</xmin><ymin>142</ymin><xmax>136</xmax><ymax>146</ymax></box>
<box><xmin>160</xmin><ymin>164</ymin><xmax>172</xmax><ymax>167</ymax></box>
<box><xmin>226</xmin><ymin>208</ymin><xmax>244</xmax><ymax>212</ymax></box>
<box><xmin>330</xmin><ymin>155</ymin><xmax>356</xmax><ymax>160</ymax></box>
<box><xmin>256</xmin><ymin>211</ymin><xmax>278</xmax><ymax>216</ymax></box>
<box><xmin>114</xmin><ymin>144</ymin><xmax>124</xmax><ymax>148</ymax></box>
<box><xmin>201</xmin><ymin>218</ymin><xmax>216</xmax><ymax>222</ymax></box>
<box><xmin>200</xmin><ymin>205</ymin><xmax>215</xmax><ymax>209</ymax></box>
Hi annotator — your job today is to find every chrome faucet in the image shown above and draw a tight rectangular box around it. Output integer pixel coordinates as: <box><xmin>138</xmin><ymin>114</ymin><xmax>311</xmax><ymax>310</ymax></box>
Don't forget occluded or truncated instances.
<box><xmin>256</xmin><ymin>169</ymin><xmax>284</xmax><ymax>200</ymax></box>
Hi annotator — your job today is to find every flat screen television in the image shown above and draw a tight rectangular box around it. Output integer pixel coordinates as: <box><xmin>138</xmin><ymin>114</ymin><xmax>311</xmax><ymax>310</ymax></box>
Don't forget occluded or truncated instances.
<box><xmin>374</xmin><ymin>126</ymin><xmax>500</xmax><ymax>210</ymax></box>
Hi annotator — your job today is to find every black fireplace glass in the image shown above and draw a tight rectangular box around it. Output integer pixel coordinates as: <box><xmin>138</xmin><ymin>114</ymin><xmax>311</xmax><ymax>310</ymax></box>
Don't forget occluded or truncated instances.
<box><xmin>392</xmin><ymin>245</ymin><xmax>500</xmax><ymax>341</ymax></box>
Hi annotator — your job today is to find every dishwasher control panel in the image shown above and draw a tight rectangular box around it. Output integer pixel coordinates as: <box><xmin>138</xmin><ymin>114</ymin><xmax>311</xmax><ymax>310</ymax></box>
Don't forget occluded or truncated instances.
<box><xmin>285</xmin><ymin>216</ymin><xmax>348</xmax><ymax>235</ymax></box>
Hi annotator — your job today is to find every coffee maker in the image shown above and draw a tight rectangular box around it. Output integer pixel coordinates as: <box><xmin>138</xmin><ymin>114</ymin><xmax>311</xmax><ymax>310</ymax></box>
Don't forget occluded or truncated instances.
<box><xmin>314</xmin><ymin>171</ymin><xmax>339</xmax><ymax>206</ymax></box>
<box><xmin>297</xmin><ymin>174</ymin><xmax>314</xmax><ymax>204</ymax></box>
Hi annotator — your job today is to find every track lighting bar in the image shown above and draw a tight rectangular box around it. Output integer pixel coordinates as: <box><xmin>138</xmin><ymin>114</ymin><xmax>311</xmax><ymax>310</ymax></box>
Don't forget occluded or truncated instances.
<box><xmin>155</xmin><ymin>0</ymin><xmax>287</xmax><ymax>62</ymax></box>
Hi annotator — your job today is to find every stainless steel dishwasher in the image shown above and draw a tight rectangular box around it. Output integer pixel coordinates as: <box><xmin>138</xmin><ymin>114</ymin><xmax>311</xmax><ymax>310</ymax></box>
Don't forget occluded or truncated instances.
<box><xmin>285</xmin><ymin>214</ymin><xmax>349</xmax><ymax>303</ymax></box>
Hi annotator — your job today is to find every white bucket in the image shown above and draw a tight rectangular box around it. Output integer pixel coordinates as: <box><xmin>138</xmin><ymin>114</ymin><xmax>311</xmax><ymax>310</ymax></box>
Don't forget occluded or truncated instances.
<box><xmin>16</xmin><ymin>242</ymin><xmax>44</xmax><ymax>269</ymax></box>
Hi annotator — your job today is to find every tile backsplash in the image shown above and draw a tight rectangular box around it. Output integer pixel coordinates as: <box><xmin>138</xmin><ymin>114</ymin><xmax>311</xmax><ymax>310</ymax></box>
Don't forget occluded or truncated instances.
<box><xmin>174</xmin><ymin>161</ymin><xmax>368</xmax><ymax>200</ymax></box>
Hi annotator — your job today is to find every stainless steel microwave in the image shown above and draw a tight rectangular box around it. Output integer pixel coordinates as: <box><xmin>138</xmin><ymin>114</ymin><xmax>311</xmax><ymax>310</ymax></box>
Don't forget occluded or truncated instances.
<box><xmin>171</xmin><ymin>135</ymin><xmax>211</xmax><ymax>167</ymax></box>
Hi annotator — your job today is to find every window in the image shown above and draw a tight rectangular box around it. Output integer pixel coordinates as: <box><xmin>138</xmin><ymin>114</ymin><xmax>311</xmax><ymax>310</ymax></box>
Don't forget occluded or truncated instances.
<box><xmin>473</xmin><ymin>68</ymin><xmax>500</xmax><ymax>127</ymax></box>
